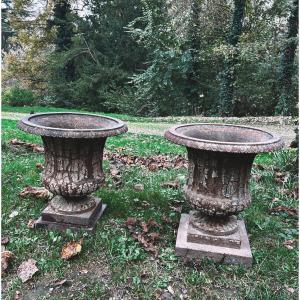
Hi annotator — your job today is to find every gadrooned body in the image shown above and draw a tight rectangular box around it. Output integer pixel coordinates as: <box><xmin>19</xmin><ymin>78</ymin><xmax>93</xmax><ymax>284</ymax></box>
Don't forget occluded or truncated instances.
<box><xmin>165</xmin><ymin>123</ymin><xmax>284</xmax><ymax>216</ymax></box>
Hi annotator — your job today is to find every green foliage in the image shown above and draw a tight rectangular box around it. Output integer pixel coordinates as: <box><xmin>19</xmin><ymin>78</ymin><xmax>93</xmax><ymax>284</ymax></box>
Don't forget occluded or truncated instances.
<box><xmin>276</xmin><ymin>0</ymin><xmax>299</xmax><ymax>116</ymax></box>
<box><xmin>218</xmin><ymin>0</ymin><xmax>246</xmax><ymax>116</ymax></box>
<box><xmin>3</xmin><ymin>0</ymin><xmax>299</xmax><ymax>116</ymax></box>
<box><xmin>2</xmin><ymin>85</ymin><xmax>37</xmax><ymax>106</ymax></box>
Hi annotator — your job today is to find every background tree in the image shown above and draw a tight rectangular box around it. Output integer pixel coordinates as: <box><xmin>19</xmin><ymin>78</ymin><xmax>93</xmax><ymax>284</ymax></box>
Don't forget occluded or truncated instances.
<box><xmin>276</xmin><ymin>0</ymin><xmax>299</xmax><ymax>116</ymax></box>
<box><xmin>3</xmin><ymin>0</ymin><xmax>55</xmax><ymax>93</ymax></box>
<box><xmin>218</xmin><ymin>0</ymin><xmax>246</xmax><ymax>116</ymax></box>
<box><xmin>2</xmin><ymin>0</ymin><xmax>14</xmax><ymax>55</ymax></box>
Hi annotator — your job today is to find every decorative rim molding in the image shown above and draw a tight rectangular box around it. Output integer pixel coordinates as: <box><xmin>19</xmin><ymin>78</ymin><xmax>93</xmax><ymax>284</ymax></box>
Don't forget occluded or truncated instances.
<box><xmin>18</xmin><ymin>112</ymin><xmax>128</xmax><ymax>138</ymax></box>
<box><xmin>164</xmin><ymin>123</ymin><xmax>284</xmax><ymax>153</ymax></box>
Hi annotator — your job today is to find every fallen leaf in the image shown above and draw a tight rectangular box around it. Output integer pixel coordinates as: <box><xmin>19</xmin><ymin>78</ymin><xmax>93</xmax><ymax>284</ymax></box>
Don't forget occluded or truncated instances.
<box><xmin>9</xmin><ymin>210</ymin><xmax>19</xmax><ymax>219</ymax></box>
<box><xmin>133</xmin><ymin>233</ymin><xmax>157</xmax><ymax>255</ymax></box>
<box><xmin>61</xmin><ymin>239</ymin><xmax>83</xmax><ymax>260</ymax></box>
<box><xmin>161</xmin><ymin>214</ymin><xmax>172</xmax><ymax>223</ymax></box>
<box><xmin>284</xmin><ymin>284</ymin><xmax>295</xmax><ymax>294</ymax></box>
<box><xmin>253</xmin><ymin>164</ymin><xmax>265</xmax><ymax>170</ymax></box>
<box><xmin>161</xmin><ymin>181</ymin><xmax>179</xmax><ymax>189</ymax></box>
<box><xmin>49</xmin><ymin>279</ymin><xmax>70</xmax><ymax>287</ymax></box>
<box><xmin>35</xmin><ymin>163</ymin><xmax>44</xmax><ymax>170</ymax></box>
<box><xmin>124</xmin><ymin>217</ymin><xmax>137</xmax><ymax>227</ymax></box>
<box><xmin>27</xmin><ymin>219</ymin><xmax>36</xmax><ymax>229</ymax></box>
<box><xmin>147</xmin><ymin>219</ymin><xmax>161</xmax><ymax>228</ymax></box>
<box><xmin>141</xmin><ymin>222</ymin><xmax>148</xmax><ymax>233</ymax></box>
<box><xmin>170</xmin><ymin>205</ymin><xmax>182</xmax><ymax>213</ymax></box>
<box><xmin>109</xmin><ymin>164</ymin><xmax>120</xmax><ymax>177</ymax></box>
<box><xmin>251</xmin><ymin>174</ymin><xmax>262</xmax><ymax>182</ymax></box>
<box><xmin>269</xmin><ymin>206</ymin><xmax>297</xmax><ymax>216</ymax></box>
<box><xmin>141</xmin><ymin>201</ymin><xmax>150</xmax><ymax>208</ymax></box>
<box><xmin>17</xmin><ymin>259</ymin><xmax>38</xmax><ymax>282</ymax></box>
<box><xmin>19</xmin><ymin>186</ymin><xmax>52</xmax><ymax>200</ymax></box>
<box><xmin>167</xmin><ymin>285</ymin><xmax>175</xmax><ymax>295</ymax></box>
<box><xmin>9</xmin><ymin>139</ymin><xmax>44</xmax><ymax>153</ymax></box>
<box><xmin>1</xmin><ymin>251</ymin><xmax>13</xmax><ymax>272</ymax></box>
<box><xmin>133</xmin><ymin>184</ymin><xmax>144</xmax><ymax>191</ymax></box>
<box><xmin>283</xmin><ymin>239</ymin><xmax>296</xmax><ymax>249</ymax></box>
<box><xmin>14</xmin><ymin>290</ymin><xmax>21</xmax><ymax>300</ymax></box>
<box><xmin>1</xmin><ymin>236</ymin><xmax>10</xmax><ymax>245</ymax></box>
<box><xmin>148</xmin><ymin>163</ymin><xmax>158</xmax><ymax>172</ymax></box>
<box><xmin>148</xmin><ymin>232</ymin><xmax>160</xmax><ymax>241</ymax></box>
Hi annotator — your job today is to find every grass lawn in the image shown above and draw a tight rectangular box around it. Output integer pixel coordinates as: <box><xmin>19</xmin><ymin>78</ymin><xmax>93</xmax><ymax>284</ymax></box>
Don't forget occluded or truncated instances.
<box><xmin>1</xmin><ymin>116</ymin><xmax>298</xmax><ymax>299</ymax></box>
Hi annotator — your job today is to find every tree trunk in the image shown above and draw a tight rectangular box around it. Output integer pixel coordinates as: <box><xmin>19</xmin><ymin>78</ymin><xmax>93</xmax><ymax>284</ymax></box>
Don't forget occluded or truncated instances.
<box><xmin>276</xmin><ymin>0</ymin><xmax>299</xmax><ymax>116</ymax></box>
<box><xmin>218</xmin><ymin>0</ymin><xmax>246</xmax><ymax>116</ymax></box>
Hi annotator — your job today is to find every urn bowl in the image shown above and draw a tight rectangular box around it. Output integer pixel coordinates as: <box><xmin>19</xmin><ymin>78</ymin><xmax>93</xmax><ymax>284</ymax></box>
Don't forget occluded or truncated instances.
<box><xmin>18</xmin><ymin>112</ymin><xmax>128</xmax><ymax>198</ymax></box>
<box><xmin>165</xmin><ymin>123</ymin><xmax>284</xmax><ymax>216</ymax></box>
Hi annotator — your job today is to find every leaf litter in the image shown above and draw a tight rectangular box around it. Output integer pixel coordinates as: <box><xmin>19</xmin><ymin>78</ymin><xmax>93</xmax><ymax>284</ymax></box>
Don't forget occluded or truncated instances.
<box><xmin>19</xmin><ymin>186</ymin><xmax>52</xmax><ymax>200</ymax></box>
<box><xmin>61</xmin><ymin>239</ymin><xmax>83</xmax><ymax>260</ymax></box>
<box><xmin>124</xmin><ymin>218</ymin><xmax>161</xmax><ymax>256</ymax></box>
<box><xmin>9</xmin><ymin>139</ymin><xmax>44</xmax><ymax>153</ymax></box>
<box><xmin>17</xmin><ymin>259</ymin><xmax>39</xmax><ymax>282</ymax></box>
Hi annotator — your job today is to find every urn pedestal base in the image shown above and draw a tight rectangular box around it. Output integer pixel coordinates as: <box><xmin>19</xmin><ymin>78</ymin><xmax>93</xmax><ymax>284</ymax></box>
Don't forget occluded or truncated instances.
<box><xmin>35</xmin><ymin>196</ymin><xmax>107</xmax><ymax>233</ymax></box>
<box><xmin>175</xmin><ymin>212</ymin><xmax>252</xmax><ymax>268</ymax></box>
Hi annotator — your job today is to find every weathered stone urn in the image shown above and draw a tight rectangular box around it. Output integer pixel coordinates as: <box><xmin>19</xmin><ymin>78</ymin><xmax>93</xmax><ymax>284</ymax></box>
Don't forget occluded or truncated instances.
<box><xmin>165</xmin><ymin>123</ymin><xmax>283</xmax><ymax>266</ymax></box>
<box><xmin>18</xmin><ymin>112</ymin><xmax>127</xmax><ymax>231</ymax></box>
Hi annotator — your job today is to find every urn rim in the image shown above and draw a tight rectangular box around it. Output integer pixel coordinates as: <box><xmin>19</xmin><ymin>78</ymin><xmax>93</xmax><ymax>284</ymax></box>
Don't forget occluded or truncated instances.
<box><xmin>164</xmin><ymin>123</ymin><xmax>284</xmax><ymax>153</ymax></box>
<box><xmin>18</xmin><ymin>112</ymin><xmax>128</xmax><ymax>138</ymax></box>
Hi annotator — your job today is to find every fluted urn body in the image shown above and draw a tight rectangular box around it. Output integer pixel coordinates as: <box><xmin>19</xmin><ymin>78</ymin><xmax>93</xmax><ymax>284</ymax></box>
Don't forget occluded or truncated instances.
<box><xmin>165</xmin><ymin>123</ymin><xmax>283</xmax><ymax>266</ymax></box>
<box><xmin>18</xmin><ymin>112</ymin><xmax>127</xmax><ymax>231</ymax></box>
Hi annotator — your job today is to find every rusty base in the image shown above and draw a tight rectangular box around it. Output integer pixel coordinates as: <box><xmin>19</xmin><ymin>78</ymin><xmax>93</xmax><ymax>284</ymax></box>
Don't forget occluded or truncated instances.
<box><xmin>175</xmin><ymin>212</ymin><xmax>252</xmax><ymax>267</ymax></box>
<box><xmin>35</xmin><ymin>197</ymin><xmax>106</xmax><ymax>233</ymax></box>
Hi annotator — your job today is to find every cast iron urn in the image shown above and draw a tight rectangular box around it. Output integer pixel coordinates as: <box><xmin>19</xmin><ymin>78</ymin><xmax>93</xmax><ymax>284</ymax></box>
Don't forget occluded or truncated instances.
<box><xmin>165</xmin><ymin>123</ymin><xmax>283</xmax><ymax>267</ymax></box>
<box><xmin>18</xmin><ymin>112</ymin><xmax>127</xmax><ymax>231</ymax></box>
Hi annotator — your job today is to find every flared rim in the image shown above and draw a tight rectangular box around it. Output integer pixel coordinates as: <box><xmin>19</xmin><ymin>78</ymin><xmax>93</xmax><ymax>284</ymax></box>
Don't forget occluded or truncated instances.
<box><xmin>164</xmin><ymin>123</ymin><xmax>284</xmax><ymax>153</ymax></box>
<box><xmin>18</xmin><ymin>112</ymin><xmax>128</xmax><ymax>138</ymax></box>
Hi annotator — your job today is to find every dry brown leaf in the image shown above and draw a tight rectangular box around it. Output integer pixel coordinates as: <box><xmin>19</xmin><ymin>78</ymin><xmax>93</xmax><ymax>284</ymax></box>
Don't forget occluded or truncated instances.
<box><xmin>61</xmin><ymin>239</ymin><xmax>83</xmax><ymax>260</ymax></box>
<box><xmin>269</xmin><ymin>206</ymin><xmax>297</xmax><ymax>216</ymax></box>
<box><xmin>161</xmin><ymin>214</ymin><xmax>172</xmax><ymax>223</ymax></box>
<box><xmin>1</xmin><ymin>236</ymin><xmax>10</xmax><ymax>245</ymax></box>
<box><xmin>109</xmin><ymin>164</ymin><xmax>120</xmax><ymax>176</ymax></box>
<box><xmin>1</xmin><ymin>251</ymin><xmax>13</xmax><ymax>272</ymax></box>
<box><xmin>283</xmin><ymin>239</ymin><xmax>296</xmax><ymax>249</ymax></box>
<box><xmin>17</xmin><ymin>259</ymin><xmax>38</xmax><ymax>282</ymax></box>
<box><xmin>170</xmin><ymin>205</ymin><xmax>182</xmax><ymax>213</ymax></box>
<box><xmin>148</xmin><ymin>232</ymin><xmax>160</xmax><ymax>241</ymax></box>
<box><xmin>133</xmin><ymin>184</ymin><xmax>144</xmax><ymax>191</ymax></box>
<box><xmin>253</xmin><ymin>163</ymin><xmax>265</xmax><ymax>170</ymax></box>
<box><xmin>27</xmin><ymin>219</ymin><xmax>36</xmax><ymax>229</ymax></box>
<box><xmin>167</xmin><ymin>285</ymin><xmax>175</xmax><ymax>295</ymax></box>
<box><xmin>9</xmin><ymin>210</ymin><xmax>19</xmax><ymax>219</ymax></box>
<box><xmin>252</xmin><ymin>174</ymin><xmax>262</xmax><ymax>182</ymax></box>
<box><xmin>9</xmin><ymin>139</ymin><xmax>44</xmax><ymax>153</ymax></box>
<box><xmin>147</xmin><ymin>219</ymin><xmax>161</xmax><ymax>228</ymax></box>
<box><xmin>284</xmin><ymin>284</ymin><xmax>295</xmax><ymax>294</ymax></box>
<box><xmin>141</xmin><ymin>222</ymin><xmax>148</xmax><ymax>233</ymax></box>
<box><xmin>19</xmin><ymin>186</ymin><xmax>52</xmax><ymax>200</ymax></box>
<box><xmin>124</xmin><ymin>217</ymin><xmax>137</xmax><ymax>227</ymax></box>
<box><xmin>14</xmin><ymin>290</ymin><xmax>22</xmax><ymax>300</ymax></box>
<box><xmin>148</xmin><ymin>163</ymin><xmax>158</xmax><ymax>172</ymax></box>
<box><xmin>35</xmin><ymin>163</ymin><xmax>44</xmax><ymax>170</ymax></box>
<box><xmin>161</xmin><ymin>181</ymin><xmax>179</xmax><ymax>189</ymax></box>
<box><xmin>49</xmin><ymin>279</ymin><xmax>70</xmax><ymax>287</ymax></box>
<box><xmin>133</xmin><ymin>233</ymin><xmax>157</xmax><ymax>255</ymax></box>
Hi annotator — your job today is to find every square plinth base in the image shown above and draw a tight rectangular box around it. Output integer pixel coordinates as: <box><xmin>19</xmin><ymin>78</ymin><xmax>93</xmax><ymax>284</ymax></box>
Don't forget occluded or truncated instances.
<box><xmin>176</xmin><ymin>213</ymin><xmax>252</xmax><ymax>268</ymax></box>
<box><xmin>35</xmin><ymin>198</ymin><xmax>107</xmax><ymax>233</ymax></box>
